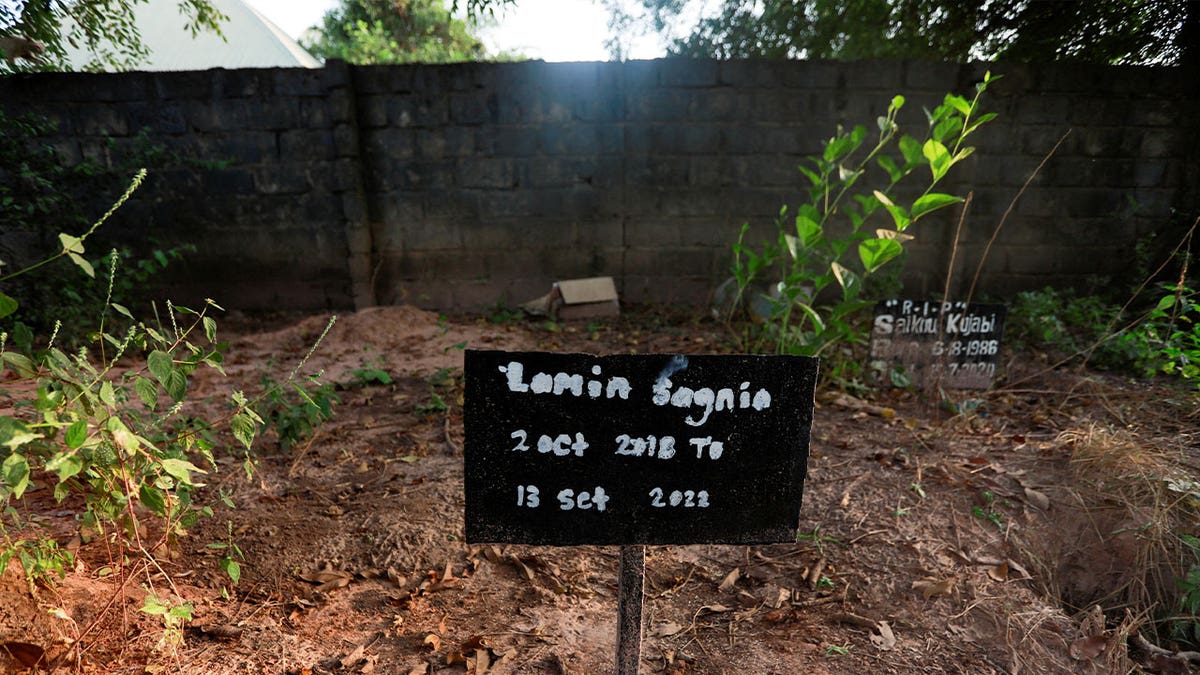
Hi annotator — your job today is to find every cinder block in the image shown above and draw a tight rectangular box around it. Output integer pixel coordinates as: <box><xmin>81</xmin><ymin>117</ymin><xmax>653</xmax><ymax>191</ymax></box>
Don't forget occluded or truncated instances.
<box><xmin>273</xmin><ymin>69</ymin><xmax>325</xmax><ymax>97</ymax></box>
<box><xmin>450</xmin><ymin>92</ymin><xmax>497</xmax><ymax>125</ymax></box>
<box><xmin>658</xmin><ymin>59</ymin><xmax>718</xmax><ymax>88</ymax></box>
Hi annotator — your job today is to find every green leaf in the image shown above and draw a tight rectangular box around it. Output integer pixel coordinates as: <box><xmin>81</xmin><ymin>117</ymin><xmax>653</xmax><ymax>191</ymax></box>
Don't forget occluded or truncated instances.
<box><xmin>1</xmin><ymin>352</ymin><xmax>37</xmax><ymax>378</ymax></box>
<box><xmin>99</xmin><ymin>381</ymin><xmax>117</xmax><ymax>408</ymax></box>
<box><xmin>58</xmin><ymin>233</ymin><xmax>85</xmax><ymax>254</ymax></box>
<box><xmin>872</xmin><ymin>191</ymin><xmax>911</xmax><ymax>231</ymax></box>
<box><xmin>876</xmin><ymin>155</ymin><xmax>902</xmax><ymax>183</ymax></box>
<box><xmin>141</xmin><ymin>595</ymin><xmax>169</xmax><ymax>616</ymax></box>
<box><xmin>911</xmin><ymin>193</ymin><xmax>964</xmax><ymax>221</ymax></box>
<box><xmin>944</xmin><ymin>93</ymin><xmax>971</xmax><ymax>117</ymax></box>
<box><xmin>231</xmin><ymin>411</ymin><xmax>258</xmax><ymax>450</ymax></box>
<box><xmin>203</xmin><ymin>316</ymin><xmax>217</xmax><ymax>342</ymax></box>
<box><xmin>220</xmin><ymin>556</ymin><xmax>241</xmax><ymax>584</ymax></box>
<box><xmin>160</xmin><ymin>458</ymin><xmax>206</xmax><ymax>485</ymax></box>
<box><xmin>106</xmin><ymin>417</ymin><xmax>140</xmax><ymax>455</ymax></box>
<box><xmin>2</xmin><ymin>453</ymin><xmax>30</xmax><ymax>499</ymax></box>
<box><xmin>139</xmin><ymin>483</ymin><xmax>168</xmax><ymax>515</ymax></box>
<box><xmin>890</xmin><ymin>95</ymin><xmax>905</xmax><ymax>111</ymax></box>
<box><xmin>922</xmin><ymin>139</ymin><xmax>951</xmax><ymax>181</ymax></box>
<box><xmin>898</xmin><ymin>135</ymin><xmax>923</xmax><ymax>166</ymax></box>
<box><xmin>795</xmin><ymin>215</ymin><xmax>822</xmax><ymax>248</ymax></box>
<box><xmin>135</xmin><ymin>376</ymin><xmax>159</xmax><ymax>410</ymax></box>
<box><xmin>67</xmin><ymin>252</ymin><xmax>95</xmax><ymax>278</ymax></box>
<box><xmin>147</xmin><ymin>351</ymin><xmax>186</xmax><ymax>401</ymax></box>
<box><xmin>964</xmin><ymin>112</ymin><xmax>998</xmax><ymax>136</ymax></box>
<box><xmin>111</xmin><ymin>303</ymin><xmax>134</xmax><ymax>319</ymax></box>
<box><xmin>65</xmin><ymin>420</ymin><xmax>88</xmax><ymax>449</ymax></box>
<box><xmin>162</xmin><ymin>368</ymin><xmax>187</xmax><ymax>402</ymax></box>
<box><xmin>791</xmin><ymin>301</ymin><xmax>826</xmax><ymax>332</ymax></box>
<box><xmin>46</xmin><ymin>452</ymin><xmax>84</xmax><ymax>483</ymax></box>
<box><xmin>169</xmin><ymin>603</ymin><xmax>194</xmax><ymax>620</ymax></box>
<box><xmin>0</xmin><ymin>417</ymin><xmax>39</xmax><ymax>451</ymax></box>
<box><xmin>0</xmin><ymin>292</ymin><xmax>17</xmax><ymax>319</ymax></box>
<box><xmin>147</xmin><ymin>350</ymin><xmax>174</xmax><ymax>383</ymax></box>
<box><xmin>797</xmin><ymin>164</ymin><xmax>821</xmax><ymax>187</ymax></box>
<box><xmin>859</xmin><ymin>238</ymin><xmax>904</xmax><ymax>273</ymax></box>
<box><xmin>1156</xmin><ymin>294</ymin><xmax>1178</xmax><ymax>311</ymax></box>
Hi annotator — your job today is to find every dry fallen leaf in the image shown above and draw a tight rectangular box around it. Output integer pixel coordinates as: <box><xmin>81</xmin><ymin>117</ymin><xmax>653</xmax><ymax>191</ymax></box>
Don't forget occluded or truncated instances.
<box><xmin>654</xmin><ymin>621</ymin><xmax>685</xmax><ymax>637</ymax></box>
<box><xmin>459</xmin><ymin>635</ymin><xmax>488</xmax><ymax>653</ymax></box>
<box><xmin>508</xmin><ymin>555</ymin><xmax>536</xmax><ymax>581</ymax></box>
<box><xmin>423</xmin><ymin>633</ymin><xmax>442</xmax><ymax>652</ymax></box>
<box><xmin>871</xmin><ymin>620</ymin><xmax>897</xmax><ymax>651</ymax></box>
<box><xmin>340</xmin><ymin>644</ymin><xmax>366</xmax><ymax>669</ymax></box>
<box><xmin>297</xmin><ymin>567</ymin><xmax>353</xmax><ymax>593</ymax></box>
<box><xmin>2</xmin><ymin>641</ymin><xmax>46</xmax><ymax>668</ymax></box>
<box><xmin>1023</xmin><ymin>486</ymin><xmax>1051</xmax><ymax>511</ymax></box>
<box><xmin>986</xmin><ymin>562</ymin><xmax>1010</xmax><ymax>582</ymax></box>
<box><xmin>386</xmin><ymin>567</ymin><xmax>407</xmax><ymax>588</ymax></box>
<box><xmin>912</xmin><ymin>577</ymin><xmax>957</xmax><ymax>599</ymax></box>
<box><xmin>718</xmin><ymin>567</ymin><xmax>740</xmax><ymax>593</ymax></box>
<box><xmin>474</xmin><ymin>647</ymin><xmax>492</xmax><ymax>673</ymax></box>
<box><xmin>406</xmin><ymin>664</ymin><xmax>428</xmax><ymax>675</ymax></box>
<box><xmin>698</xmin><ymin>604</ymin><xmax>733</xmax><ymax>615</ymax></box>
<box><xmin>1070</xmin><ymin>634</ymin><xmax>1108</xmax><ymax>661</ymax></box>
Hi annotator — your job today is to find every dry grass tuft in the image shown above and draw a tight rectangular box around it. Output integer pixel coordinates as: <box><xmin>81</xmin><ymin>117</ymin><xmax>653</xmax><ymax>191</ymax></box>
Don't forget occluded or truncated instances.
<box><xmin>1023</xmin><ymin>423</ymin><xmax>1200</xmax><ymax>650</ymax></box>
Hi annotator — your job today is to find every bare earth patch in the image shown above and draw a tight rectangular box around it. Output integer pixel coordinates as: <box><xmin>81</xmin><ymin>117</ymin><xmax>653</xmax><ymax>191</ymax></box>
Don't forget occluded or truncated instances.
<box><xmin>2</xmin><ymin>305</ymin><xmax>1198</xmax><ymax>673</ymax></box>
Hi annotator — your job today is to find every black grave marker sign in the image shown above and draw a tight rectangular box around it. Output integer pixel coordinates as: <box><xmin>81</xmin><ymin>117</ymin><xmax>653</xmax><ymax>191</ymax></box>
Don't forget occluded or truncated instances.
<box><xmin>464</xmin><ymin>350</ymin><xmax>817</xmax><ymax>546</ymax></box>
<box><xmin>870</xmin><ymin>300</ymin><xmax>1007</xmax><ymax>389</ymax></box>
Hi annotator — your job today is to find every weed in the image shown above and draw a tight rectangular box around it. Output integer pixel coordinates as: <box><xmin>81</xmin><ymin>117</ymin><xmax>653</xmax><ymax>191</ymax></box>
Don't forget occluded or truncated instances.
<box><xmin>204</xmin><ymin>521</ymin><xmax>244</xmax><ymax>588</ymax></box>
<box><xmin>486</xmin><ymin>301</ymin><xmax>523</xmax><ymax>324</ymax></box>
<box><xmin>417</xmin><ymin>391</ymin><xmax>448</xmax><ymax>415</ymax></box>
<box><xmin>972</xmin><ymin>490</ymin><xmax>1004</xmax><ymax>530</ymax></box>
<box><xmin>257</xmin><ymin>371</ymin><xmax>339</xmax><ymax>450</ymax></box>
<box><xmin>347</xmin><ymin>359</ymin><xmax>393</xmax><ymax>387</ymax></box>
<box><xmin>140</xmin><ymin>592</ymin><xmax>193</xmax><ymax>653</ymax></box>
<box><xmin>0</xmin><ymin>170</ymin><xmax>331</xmax><ymax>654</ymax></box>
<box><xmin>825</xmin><ymin>644</ymin><xmax>850</xmax><ymax>656</ymax></box>
<box><xmin>796</xmin><ymin>525</ymin><xmax>842</xmax><ymax>556</ymax></box>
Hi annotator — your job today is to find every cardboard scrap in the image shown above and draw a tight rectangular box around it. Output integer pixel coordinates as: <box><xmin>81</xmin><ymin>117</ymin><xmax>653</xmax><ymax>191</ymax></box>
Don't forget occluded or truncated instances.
<box><xmin>521</xmin><ymin>277</ymin><xmax>619</xmax><ymax>320</ymax></box>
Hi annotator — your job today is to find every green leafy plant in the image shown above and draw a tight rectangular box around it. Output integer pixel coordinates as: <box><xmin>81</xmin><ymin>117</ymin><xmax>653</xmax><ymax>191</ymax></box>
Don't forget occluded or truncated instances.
<box><xmin>256</xmin><ymin>371</ymin><xmax>339</xmax><ymax>450</ymax></box>
<box><xmin>205</xmin><ymin>520</ymin><xmax>244</xmax><ymax>589</ymax></box>
<box><xmin>1117</xmin><ymin>282</ymin><xmax>1200</xmax><ymax>386</ymax></box>
<box><xmin>414</xmin><ymin>367</ymin><xmax>458</xmax><ymax>415</ymax></box>
<box><xmin>140</xmin><ymin>592</ymin><xmax>194</xmax><ymax>653</ymax></box>
<box><xmin>825</xmin><ymin>644</ymin><xmax>850</xmax><ymax>656</ymax></box>
<box><xmin>972</xmin><ymin>490</ymin><xmax>1004</xmax><ymax>530</ymax></box>
<box><xmin>796</xmin><ymin>525</ymin><xmax>842</xmax><ymax>556</ymax></box>
<box><xmin>0</xmin><ymin>169</ymin><xmax>336</xmax><ymax>660</ymax></box>
<box><xmin>347</xmin><ymin>359</ymin><xmax>393</xmax><ymax>387</ymax></box>
<box><xmin>725</xmin><ymin>74</ymin><xmax>998</xmax><ymax>371</ymax></box>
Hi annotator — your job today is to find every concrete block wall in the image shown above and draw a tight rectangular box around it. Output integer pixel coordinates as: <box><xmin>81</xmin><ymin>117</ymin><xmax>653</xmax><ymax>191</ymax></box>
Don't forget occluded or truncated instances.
<box><xmin>1</xmin><ymin>59</ymin><xmax>1195</xmax><ymax>312</ymax></box>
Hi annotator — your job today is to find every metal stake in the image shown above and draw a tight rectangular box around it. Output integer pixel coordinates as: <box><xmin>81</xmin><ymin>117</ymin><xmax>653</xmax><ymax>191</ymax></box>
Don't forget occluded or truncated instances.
<box><xmin>616</xmin><ymin>545</ymin><xmax>645</xmax><ymax>674</ymax></box>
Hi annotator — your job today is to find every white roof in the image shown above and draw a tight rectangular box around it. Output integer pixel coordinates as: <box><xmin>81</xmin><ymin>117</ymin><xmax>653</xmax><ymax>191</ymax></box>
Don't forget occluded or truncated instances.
<box><xmin>63</xmin><ymin>0</ymin><xmax>320</xmax><ymax>71</ymax></box>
